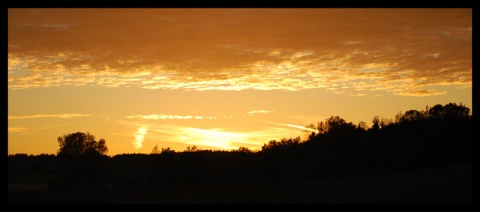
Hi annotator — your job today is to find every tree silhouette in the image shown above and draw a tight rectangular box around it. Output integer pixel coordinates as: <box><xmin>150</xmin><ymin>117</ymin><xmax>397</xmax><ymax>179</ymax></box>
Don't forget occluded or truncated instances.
<box><xmin>185</xmin><ymin>145</ymin><xmax>199</xmax><ymax>152</ymax></box>
<box><xmin>161</xmin><ymin>147</ymin><xmax>175</xmax><ymax>153</ymax></box>
<box><xmin>235</xmin><ymin>146</ymin><xmax>252</xmax><ymax>153</ymax></box>
<box><xmin>399</xmin><ymin>109</ymin><xmax>424</xmax><ymax>122</ymax></box>
<box><xmin>55</xmin><ymin>132</ymin><xmax>110</xmax><ymax>188</ymax></box>
<box><xmin>57</xmin><ymin>132</ymin><xmax>108</xmax><ymax>157</ymax></box>
<box><xmin>151</xmin><ymin>144</ymin><xmax>161</xmax><ymax>154</ymax></box>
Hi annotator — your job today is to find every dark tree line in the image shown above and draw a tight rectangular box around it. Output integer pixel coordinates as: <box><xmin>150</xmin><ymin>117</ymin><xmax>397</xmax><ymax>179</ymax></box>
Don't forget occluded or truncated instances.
<box><xmin>8</xmin><ymin>102</ymin><xmax>472</xmax><ymax>189</ymax></box>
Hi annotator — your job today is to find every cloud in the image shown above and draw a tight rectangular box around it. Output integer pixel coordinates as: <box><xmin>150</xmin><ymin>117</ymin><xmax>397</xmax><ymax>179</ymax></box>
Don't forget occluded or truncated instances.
<box><xmin>35</xmin><ymin>123</ymin><xmax>73</xmax><ymax>131</ymax></box>
<box><xmin>126</xmin><ymin>114</ymin><xmax>217</xmax><ymax>120</ymax></box>
<box><xmin>132</xmin><ymin>126</ymin><xmax>148</xmax><ymax>149</ymax></box>
<box><xmin>247</xmin><ymin>110</ymin><xmax>274</xmax><ymax>115</ymax></box>
<box><xmin>8</xmin><ymin>9</ymin><xmax>471</xmax><ymax>96</ymax></box>
<box><xmin>23</xmin><ymin>23</ymin><xmax>70</xmax><ymax>29</ymax></box>
<box><xmin>397</xmin><ymin>89</ymin><xmax>447</xmax><ymax>97</ymax></box>
<box><xmin>127</xmin><ymin>112</ymin><xmax>272</xmax><ymax>121</ymax></box>
<box><xmin>8</xmin><ymin>127</ymin><xmax>28</xmax><ymax>133</ymax></box>
<box><xmin>8</xmin><ymin>113</ymin><xmax>92</xmax><ymax>119</ymax></box>
<box><xmin>114</xmin><ymin>119</ymin><xmax>307</xmax><ymax>151</ymax></box>
<box><xmin>262</xmin><ymin>120</ymin><xmax>319</xmax><ymax>134</ymax></box>
<box><xmin>151</xmin><ymin>124</ymin><xmax>305</xmax><ymax>151</ymax></box>
<box><xmin>8</xmin><ymin>123</ymin><xmax>73</xmax><ymax>135</ymax></box>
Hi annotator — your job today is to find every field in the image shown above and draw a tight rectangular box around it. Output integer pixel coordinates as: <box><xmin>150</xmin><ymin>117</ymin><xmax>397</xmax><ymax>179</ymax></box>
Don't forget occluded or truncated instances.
<box><xmin>8</xmin><ymin>162</ymin><xmax>471</xmax><ymax>204</ymax></box>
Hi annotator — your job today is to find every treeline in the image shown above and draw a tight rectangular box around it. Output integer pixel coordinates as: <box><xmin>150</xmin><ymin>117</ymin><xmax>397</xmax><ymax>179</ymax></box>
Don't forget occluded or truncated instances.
<box><xmin>8</xmin><ymin>102</ymin><xmax>472</xmax><ymax>189</ymax></box>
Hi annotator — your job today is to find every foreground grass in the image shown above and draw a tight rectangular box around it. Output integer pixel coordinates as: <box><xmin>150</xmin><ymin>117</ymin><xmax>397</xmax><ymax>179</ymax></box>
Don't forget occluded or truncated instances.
<box><xmin>8</xmin><ymin>162</ymin><xmax>471</xmax><ymax>204</ymax></box>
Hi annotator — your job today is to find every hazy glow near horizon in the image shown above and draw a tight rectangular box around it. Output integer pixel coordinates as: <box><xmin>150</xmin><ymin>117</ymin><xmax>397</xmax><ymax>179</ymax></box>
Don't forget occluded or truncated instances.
<box><xmin>8</xmin><ymin>8</ymin><xmax>471</xmax><ymax>156</ymax></box>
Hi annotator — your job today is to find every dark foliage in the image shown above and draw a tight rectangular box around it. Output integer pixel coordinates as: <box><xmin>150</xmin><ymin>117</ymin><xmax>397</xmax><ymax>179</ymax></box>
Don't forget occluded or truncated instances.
<box><xmin>8</xmin><ymin>102</ymin><xmax>472</xmax><ymax>189</ymax></box>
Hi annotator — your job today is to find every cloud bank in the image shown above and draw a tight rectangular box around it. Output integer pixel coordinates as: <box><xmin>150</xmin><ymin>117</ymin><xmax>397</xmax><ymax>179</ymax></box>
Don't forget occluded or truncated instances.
<box><xmin>8</xmin><ymin>9</ymin><xmax>471</xmax><ymax>96</ymax></box>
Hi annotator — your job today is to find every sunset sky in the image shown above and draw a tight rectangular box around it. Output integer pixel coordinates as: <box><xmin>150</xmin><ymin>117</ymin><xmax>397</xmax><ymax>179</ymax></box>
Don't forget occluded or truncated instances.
<box><xmin>8</xmin><ymin>8</ymin><xmax>472</xmax><ymax>156</ymax></box>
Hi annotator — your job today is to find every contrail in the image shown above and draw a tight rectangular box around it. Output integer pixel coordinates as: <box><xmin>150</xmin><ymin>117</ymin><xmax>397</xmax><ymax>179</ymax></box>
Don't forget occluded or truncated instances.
<box><xmin>262</xmin><ymin>120</ymin><xmax>319</xmax><ymax>133</ymax></box>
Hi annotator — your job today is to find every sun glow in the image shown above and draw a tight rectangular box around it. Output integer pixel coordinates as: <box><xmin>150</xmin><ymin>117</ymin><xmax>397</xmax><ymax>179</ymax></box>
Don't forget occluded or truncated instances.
<box><xmin>179</xmin><ymin>128</ymin><xmax>246</xmax><ymax>150</ymax></box>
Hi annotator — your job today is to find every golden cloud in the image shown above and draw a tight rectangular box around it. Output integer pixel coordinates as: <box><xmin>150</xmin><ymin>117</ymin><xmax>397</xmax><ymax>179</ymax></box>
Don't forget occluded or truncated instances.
<box><xmin>8</xmin><ymin>9</ymin><xmax>471</xmax><ymax>96</ymax></box>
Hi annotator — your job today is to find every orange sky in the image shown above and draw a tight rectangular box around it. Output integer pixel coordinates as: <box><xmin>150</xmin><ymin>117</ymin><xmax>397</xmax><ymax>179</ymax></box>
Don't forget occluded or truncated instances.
<box><xmin>8</xmin><ymin>8</ymin><xmax>472</xmax><ymax>156</ymax></box>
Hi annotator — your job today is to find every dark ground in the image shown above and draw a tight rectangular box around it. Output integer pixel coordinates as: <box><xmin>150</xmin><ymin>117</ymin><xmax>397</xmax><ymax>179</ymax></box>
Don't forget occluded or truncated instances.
<box><xmin>8</xmin><ymin>162</ymin><xmax>471</xmax><ymax>204</ymax></box>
